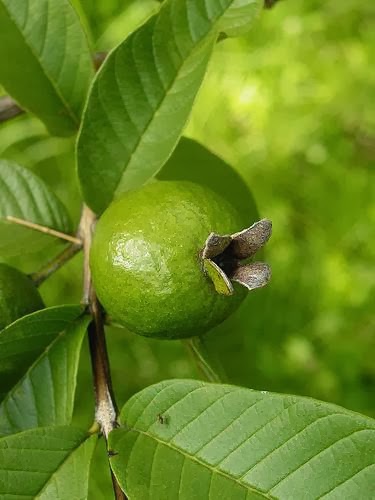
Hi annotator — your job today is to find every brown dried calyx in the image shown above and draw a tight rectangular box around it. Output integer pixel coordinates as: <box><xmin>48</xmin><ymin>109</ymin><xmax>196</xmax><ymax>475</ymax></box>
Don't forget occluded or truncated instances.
<box><xmin>202</xmin><ymin>219</ymin><xmax>272</xmax><ymax>296</ymax></box>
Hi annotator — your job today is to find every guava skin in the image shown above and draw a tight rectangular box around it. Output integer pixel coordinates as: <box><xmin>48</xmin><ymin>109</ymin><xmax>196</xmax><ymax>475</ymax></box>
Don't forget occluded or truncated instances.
<box><xmin>0</xmin><ymin>263</ymin><xmax>44</xmax><ymax>330</ymax></box>
<box><xmin>90</xmin><ymin>181</ymin><xmax>248</xmax><ymax>339</ymax></box>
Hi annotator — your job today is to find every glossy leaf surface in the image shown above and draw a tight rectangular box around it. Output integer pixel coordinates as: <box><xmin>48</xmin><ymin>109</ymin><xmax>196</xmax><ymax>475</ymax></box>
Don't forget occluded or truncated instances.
<box><xmin>77</xmin><ymin>0</ymin><xmax>262</xmax><ymax>213</ymax></box>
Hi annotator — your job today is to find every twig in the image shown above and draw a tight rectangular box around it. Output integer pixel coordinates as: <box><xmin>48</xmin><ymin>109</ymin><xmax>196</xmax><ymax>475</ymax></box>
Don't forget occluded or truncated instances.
<box><xmin>5</xmin><ymin>215</ymin><xmax>82</xmax><ymax>245</ymax></box>
<box><xmin>80</xmin><ymin>205</ymin><xmax>127</xmax><ymax>500</ymax></box>
<box><xmin>31</xmin><ymin>242</ymin><xmax>82</xmax><ymax>286</ymax></box>
<box><xmin>0</xmin><ymin>95</ymin><xmax>24</xmax><ymax>123</ymax></box>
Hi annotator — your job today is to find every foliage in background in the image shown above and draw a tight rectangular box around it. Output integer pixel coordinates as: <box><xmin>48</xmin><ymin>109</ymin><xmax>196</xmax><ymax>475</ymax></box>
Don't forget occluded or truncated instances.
<box><xmin>0</xmin><ymin>0</ymin><xmax>374</xmax><ymax>497</ymax></box>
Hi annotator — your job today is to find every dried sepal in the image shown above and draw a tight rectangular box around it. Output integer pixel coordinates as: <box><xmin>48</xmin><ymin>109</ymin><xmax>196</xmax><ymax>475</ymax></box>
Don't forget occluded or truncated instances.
<box><xmin>230</xmin><ymin>262</ymin><xmax>271</xmax><ymax>291</ymax></box>
<box><xmin>203</xmin><ymin>258</ymin><xmax>234</xmax><ymax>296</ymax></box>
<box><xmin>202</xmin><ymin>232</ymin><xmax>232</xmax><ymax>259</ymax></box>
<box><xmin>201</xmin><ymin>219</ymin><xmax>272</xmax><ymax>295</ymax></box>
<box><xmin>230</xmin><ymin>219</ymin><xmax>272</xmax><ymax>259</ymax></box>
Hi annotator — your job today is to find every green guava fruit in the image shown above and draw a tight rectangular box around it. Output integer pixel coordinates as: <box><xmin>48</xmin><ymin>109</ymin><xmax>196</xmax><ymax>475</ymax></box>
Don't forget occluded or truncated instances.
<box><xmin>0</xmin><ymin>263</ymin><xmax>44</xmax><ymax>330</ymax></box>
<box><xmin>90</xmin><ymin>181</ymin><xmax>250</xmax><ymax>339</ymax></box>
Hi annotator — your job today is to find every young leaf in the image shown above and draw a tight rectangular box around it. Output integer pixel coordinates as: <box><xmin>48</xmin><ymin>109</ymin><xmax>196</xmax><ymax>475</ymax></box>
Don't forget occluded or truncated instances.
<box><xmin>109</xmin><ymin>379</ymin><xmax>375</xmax><ymax>499</ymax></box>
<box><xmin>77</xmin><ymin>0</ymin><xmax>262</xmax><ymax>214</ymax></box>
<box><xmin>0</xmin><ymin>159</ymin><xmax>72</xmax><ymax>257</ymax></box>
<box><xmin>0</xmin><ymin>426</ymin><xmax>96</xmax><ymax>498</ymax></box>
<box><xmin>158</xmin><ymin>137</ymin><xmax>259</xmax><ymax>227</ymax></box>
<box><xmin>0</xmin><ymin>0</ymin><xmax>94</xmax><ymax>136</ymax></box>
<box><xmin>0</xmin><ymin>305</ymin><xmax>89</xmax><ymax>436</ymax></box>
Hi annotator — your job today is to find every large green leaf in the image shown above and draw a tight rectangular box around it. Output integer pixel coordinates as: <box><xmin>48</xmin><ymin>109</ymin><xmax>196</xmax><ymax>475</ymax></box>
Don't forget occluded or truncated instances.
<box><xmin>0</xmin><ymin>0</ymin><xmax>94</xmax><ymax>136</ymax></box>
<box><xmin>0</xmin><ymin>159</ymin><xmax>72</xmax><ymax>257</ymax></box>
<box><xmin>77</xmin><ymin>0</ymin><xmax>262</xmax><ymax>214</ymax></box>
<box><xmin>0</xmin><ymin>426</ymin><xmax>96</xmax><ymax>498</ymax></box>
<box><xmin>0</xmin><ymin>305</ymin><xmax>89</xmax><ymax>436</ymax></box>
<box><xmin>109</xmin><ymin>379</ymin><xmax>375</xmax><ymax>499</ymax></box>
<box><xmin>157</xmin><ymin>137</ymin><xmax>259</xmax><ymax>227</ymax></box>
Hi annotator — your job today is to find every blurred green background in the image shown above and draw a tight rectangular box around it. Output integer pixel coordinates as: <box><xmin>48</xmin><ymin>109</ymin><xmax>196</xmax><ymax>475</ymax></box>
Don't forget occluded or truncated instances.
<box><xmin>1</xmin><ymin>0</ymin><xmax>374</xmax><ymax>497</ymax></box>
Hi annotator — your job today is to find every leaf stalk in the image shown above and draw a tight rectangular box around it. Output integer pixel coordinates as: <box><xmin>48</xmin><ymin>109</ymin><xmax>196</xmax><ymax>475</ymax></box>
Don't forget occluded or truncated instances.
<box><xmin>5</xmin><ymin>215</ymin><xmax>82</xmax><ymax>245</ymax></box>
<box><xmin>31</xmin><ymin>242</ymin><xmax>82</xmax><ymax>286</ymax></box>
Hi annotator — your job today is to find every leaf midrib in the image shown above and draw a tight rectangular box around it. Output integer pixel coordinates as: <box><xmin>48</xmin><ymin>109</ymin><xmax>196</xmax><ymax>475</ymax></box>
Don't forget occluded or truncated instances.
<box><xmin>112</xmin><ymin>35</ymin><xmax>214</xmax><ymax>202</ymax></box>
<box><xmin>119</xmin><ymin>427</ymin><xmax>275</xmax><ymax>499</ymax></box>
<box><xmin>0</xmin><ymin>324</ymin><xmax>75</xmax><ymax>431</ymax></box>
<box><xmin>35</xmin><ymin>435</ymin><xmax>91</xmax><ymax>498</ymax></box>
<box><xmin>2</xmin><ymin>0</ymin><xmax>79</xmax><ymax>126</ymax></box>
<box><xmin>109</xmin><ymin>0</ymin><xmax>240</xmax><ymax>203</ymax></box>
<box><xmin>35</xmin><ymin>434</ymin><xmax>89</xmax><ymax>498</ymax></box>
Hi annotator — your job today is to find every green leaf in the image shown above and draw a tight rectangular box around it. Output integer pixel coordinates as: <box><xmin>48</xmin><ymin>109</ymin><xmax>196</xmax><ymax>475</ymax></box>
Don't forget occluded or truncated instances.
<box><xmin>0</xmin><ymin>426</ymin><xmax>96</xmax><ymax>499</ymax></box>
<box><xmin>109</xmin><ymin>379</ymin><xmax>375</xmax><ymax>499</ymax></box>
<box><xmin>0</xmin><ymin>0</ymin><xmax>94</xmax><ymax>136</ymax></box>
<box><xmin>0</xmin><ymin>159</ymin><xmax>72</xmax><ymax>257</ymax></box>
<box><xmin>219</xmin><ymin>0</ymin><xmax>262</xmax><ymax>37</ymax></box>
<box><xmin>158</xmin><ymin>137</ymin><xmax>259</xmax><ymax>227</ymax></box>
<box><xmin>0</xmin><ymin>305</ymin><xmax>89</xmax><ymax>436</ymax></box>
<box><xmin>77</xmin><ymin>0</ymin><xmax>262</xmax><ymax>214</ymax></box>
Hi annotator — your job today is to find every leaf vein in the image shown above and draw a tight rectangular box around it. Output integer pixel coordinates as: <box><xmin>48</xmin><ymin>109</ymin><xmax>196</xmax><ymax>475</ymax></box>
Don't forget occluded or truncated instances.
<box><xmin>2</xmin><ymin>1</ymin><xmax>79</xmax><ymax>125</ymax></box>
<box><xmin>269</xmin><ymin>428</ymin><xmax>373</xmax><ymax>493</ymax></box>
<box><xmin>129</xmin><ymin>426</ymin><xmax>274</xmax><ymax>499</ymax></box>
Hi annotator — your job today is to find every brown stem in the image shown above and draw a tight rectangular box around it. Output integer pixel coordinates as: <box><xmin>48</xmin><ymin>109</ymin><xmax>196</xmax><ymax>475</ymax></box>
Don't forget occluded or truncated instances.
<box><xmin>31</xmin><ymin>242</ymin><xmax>82</xmax><ymax>286</ymax></box>
<box><xmin>5</xmin><ymin>215</ymin><xmax>82</xmax><ymax>245</ymax></box>
<box><xmin>0</xmin><ymin>95</ymin><xmax>24</xmax><ymax>123</ymax></box>
<box><xmin>80</xmin><ymin>205</ymin><xmax>127</xmax><ymax>500</ymax></box>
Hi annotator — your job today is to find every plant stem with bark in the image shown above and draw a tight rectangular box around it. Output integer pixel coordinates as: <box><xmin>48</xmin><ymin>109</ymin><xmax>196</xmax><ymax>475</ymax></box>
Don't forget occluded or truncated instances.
<box><xmin>79</xmin><ymin>205</ymin><xmax>127</xmax><ymax>500</ymax></box>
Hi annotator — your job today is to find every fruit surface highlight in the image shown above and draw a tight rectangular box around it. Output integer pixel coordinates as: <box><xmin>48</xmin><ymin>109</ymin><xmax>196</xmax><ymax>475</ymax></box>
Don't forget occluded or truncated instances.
<box><xmin>0</xmin><ymin>263</ymin><xmax>44</xmax><ymax>330</ymax></box>
<box><xmin>90</xmin><ymin>181</ymin><xmax>250</xmax><ymax>339</ymax></box>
